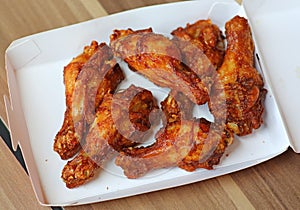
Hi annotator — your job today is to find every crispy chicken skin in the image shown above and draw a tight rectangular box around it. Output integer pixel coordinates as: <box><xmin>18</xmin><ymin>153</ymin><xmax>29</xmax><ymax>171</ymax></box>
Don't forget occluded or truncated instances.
<box><xmin>110</xmin><ymin>29</ymin><xmax>209</xmax><ymax>105</ymax></box>
<box><xmin>53</xmin><ymin>41</ymin><xmax>99</xmax><ymax>160</ymax></box>
<box><xmin>62</xmin><ymin>85</ymin><xmax>158</xmax><ymax>188</ymax></box>
<box><xmin>160</xmin><ymin>91</ymin><xmax>194</xmax><ymax>125</ymax></box>
<box><xmin>171</xmin><ymin>19</ymin><xmax>225</xmax><ymax>88</ymax></box>
<box><xmin>209</xmin><ymin>16</ymin><xmax>267</xmax><ymax>136</ymax></box>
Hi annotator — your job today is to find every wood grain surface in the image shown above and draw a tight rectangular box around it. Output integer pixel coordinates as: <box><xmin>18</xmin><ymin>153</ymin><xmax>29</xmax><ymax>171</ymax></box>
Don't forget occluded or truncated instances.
<box><xmin>0</xmin><ymin>0</ymin><xmax>299</xmax><ymax>209</ymax></box>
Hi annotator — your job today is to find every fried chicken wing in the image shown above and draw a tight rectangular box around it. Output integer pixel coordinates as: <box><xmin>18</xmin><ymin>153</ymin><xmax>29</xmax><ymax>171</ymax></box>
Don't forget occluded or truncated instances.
<box><xmin>110</xmin><ymin>29</ymin><xmax>209</xmax><ymax>105</ymax></box>
<box><xmin>209</xmin><ymin>16</ymin><xmax>267</xmax><ymax>136</ymax></box>
<box><xmin>62</xmin><ymin>85</ymin><xmax>158</xmax><ymax>188</ymax></box>
<box><xmin>171</xmin><ymin>19</ymin><xmax>225</xmax><ymax>89</ymax></box>
<box><xmin>178</xmin><ymin>119</ymin><xmax>233</xmax><ymax>171</ymax></box>
<box><xmin>115</xmin><ymin>120</ymin><xmax>194</xmax><ymax>179</ymax></box>
<box><xmin>111</xmin><ymin>85</ymin><xmax>159</xmax><ymax>142</ymax></box>
<box><xmin>54</xmin><ymin>42</ymin><xmax>124</xmax><ymax>160</ymax></box>
<box><xmin>161</xmin><ymin>92</ymin><xmax>233</xmax><ymax>171</ymax></box>
<box><xmin>53</xmin><ymin>41</ymin><xmax>99</xmax><ymax>160</ymax></box>
<box><xmin>172</xmin><ymin>19</ymin><xmax>225</xmax><ymax>69</ymax></box>
<box><xmin>116</xmin><ymin>92</ymin><xmax>233</xmax><ymax>178</ymax></box>
<box><xmin>114</xmin><ymin>91</ymin><xmax>194</xmax><ymax>178</ymax></box>
<box><xmin>71</xmin><ymin>43</ymin><xmax>124</xmax><ymax>137</ymax></box>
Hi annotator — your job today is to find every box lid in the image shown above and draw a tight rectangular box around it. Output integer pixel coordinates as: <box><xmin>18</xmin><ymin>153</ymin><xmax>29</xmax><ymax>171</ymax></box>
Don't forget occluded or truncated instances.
<box><xmin>242</xmin><ymin>0</ymin><xmax>300</xmax><ymax>152</ymax></box>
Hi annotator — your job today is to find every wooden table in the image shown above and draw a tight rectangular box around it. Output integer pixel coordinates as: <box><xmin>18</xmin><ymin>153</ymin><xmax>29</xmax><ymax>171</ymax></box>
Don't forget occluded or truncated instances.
<box><xmin>0</xmin><ymin>0</ymin><xmax>299</xmax><ymax>209</ymax></box>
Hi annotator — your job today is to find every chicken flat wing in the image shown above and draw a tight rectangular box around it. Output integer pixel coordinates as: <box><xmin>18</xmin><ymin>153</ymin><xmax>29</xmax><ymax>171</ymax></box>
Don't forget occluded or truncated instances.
<box><xmin>110</xmin><ymin>29</ymin><xmax>209</xmax><ymax>105</ymax></box>
<box><xmin>209</xmin><ymin>16</ymin><xmax>267</xmax><ymax>136</ymax></box>
<box><xmin>62</xmin><ymin>85</ymin><xmax>158</xmax><ymax>188</ymax></box>
<box><xmin>53</xmin><ymin>41</ymin><xmax>99</xmax><ymax>160</ymax></box>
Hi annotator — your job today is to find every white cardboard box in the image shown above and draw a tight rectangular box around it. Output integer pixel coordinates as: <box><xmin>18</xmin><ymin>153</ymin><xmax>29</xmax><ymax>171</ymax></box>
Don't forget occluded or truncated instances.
<box><xmin>3</xmin><ymin>0</ymin><xmax>300</xmax><ymax>206</ymax></box>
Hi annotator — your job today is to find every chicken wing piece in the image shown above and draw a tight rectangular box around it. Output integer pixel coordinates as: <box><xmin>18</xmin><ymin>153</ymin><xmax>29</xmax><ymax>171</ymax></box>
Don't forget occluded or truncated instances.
<box><xmin>171</xmin><ymin>19</ymin><xmax>225</xmax><ymax>72</ymax></box>
<box><xmin>53</xmin><ymin>41</ymin><xmax>99</xmax><ymax>160</ymax></box>
<box><xmin>54</xmin><ymin>43</ymin><xmax>124</xmax><ymax>160</ymax></box>
<box><xmin>115</xmin><ymin>120</ymin><xmax>194</xmax><ymax>179</ymax></box>
<box><xmin>209</xmin><ymin>16</ymin><xmax>267</xmax><ymax>136</ymax></box>
<box><xmin>71</xmin><ymin>43</ymin><xmax>124</xmax><ymax>139</ymax></box>
<box><xmin>110</xmin><ymin>29</ymin><xmax>209</xmax><ymax>105</ymax></box>
<box><xmin>115</xmin><ymin>90</ymin><xmax>195</xmax><ymax>179</ymax></box>
<box><xmin>171</xmin><ymin>19</ymin><xmax>225</xmax><ymax>93</ymax></box>
<box><xmin>178</xmin><ymin>119</ymin><xmax>233</xmax><ymax>171</ymax></box>
<box><xmin>62</xmin><ymin>85</ymin><xmax>159</xmax><ymax>188</ymax></box>
<box><xmin>116</xmin><ymin>92</ymin><xmax>233</xmax><ymax>178</ymax></box>
<box><xmin>111</xmin><ymin>85</ymin><xmax>159</xmax><ymax>142</ymax></box>
<box><xmin>160</xmin><ymin>91</ymin><xmax>233</xmax><ymax>171</ymax></box>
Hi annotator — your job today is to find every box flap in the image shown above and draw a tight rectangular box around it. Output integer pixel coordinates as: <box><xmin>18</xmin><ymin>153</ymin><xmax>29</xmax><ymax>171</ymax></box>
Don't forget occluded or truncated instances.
<box><xmin>4</xmin><ymin>50</ymin><xmax>47</xmax><ymax>205</ymax></box>
<box><xmin>243</xmin><ymin>0</ymin><xmax>300</xmax><ymax>153</ymax></box>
